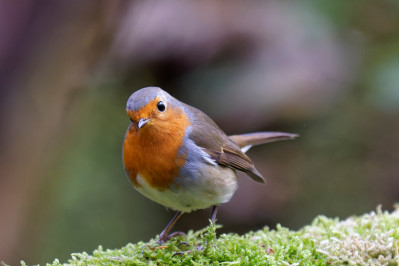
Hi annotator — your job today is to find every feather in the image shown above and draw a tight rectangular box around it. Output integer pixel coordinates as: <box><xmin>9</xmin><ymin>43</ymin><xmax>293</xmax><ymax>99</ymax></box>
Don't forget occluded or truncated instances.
<box><xmin>229</xmin><ymin>132</ymin><xmax>298</xmax><ymax>151</ymax></box>
<box><xmin>185</xmin><ymin>104</ymin><xmax>266</xmax><ymax>183</ymax></box>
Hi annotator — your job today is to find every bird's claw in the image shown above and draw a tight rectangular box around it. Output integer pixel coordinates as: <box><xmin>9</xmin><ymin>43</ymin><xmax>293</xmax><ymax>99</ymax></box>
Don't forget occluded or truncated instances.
<box><xmin>172</xmin><ymin>245</ymin><xmax>204</xmax><ymax>256</ymax></box>
<box><xmin>157</xmin><ymin>231</ymin><xmax>186</xmax><ymax>244</ymax></box>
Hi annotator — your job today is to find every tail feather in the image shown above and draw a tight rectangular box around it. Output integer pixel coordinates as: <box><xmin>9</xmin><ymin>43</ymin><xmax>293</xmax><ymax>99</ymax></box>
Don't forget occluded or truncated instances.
<box><xmin>229</xmin><ymin>132</ymin><xmax>298</xmax><ymax>152</ymax></box>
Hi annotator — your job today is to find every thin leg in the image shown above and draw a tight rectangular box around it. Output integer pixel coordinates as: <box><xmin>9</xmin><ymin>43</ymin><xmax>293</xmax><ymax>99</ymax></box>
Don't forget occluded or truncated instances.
<box><xmin>211</xmin><ymin>205</ymin><xmax>218</xmax><ymax>223</ymax></box>
<box><xmin>158</xmin><ymin>211</ymin><xmax>183</xmax><ymax>244</ymax></box>
<box><xmin>172</xmin><ymin>207</ymin><xmax>218</xmax><ymax>256</ymax></box>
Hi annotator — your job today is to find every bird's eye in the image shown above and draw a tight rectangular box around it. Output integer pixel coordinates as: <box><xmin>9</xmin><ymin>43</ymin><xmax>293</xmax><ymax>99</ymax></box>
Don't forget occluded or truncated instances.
<box><xmin>130</xmin><ymin>117</ymin><xmax>134</xmax><ymax>123</ymax></box>
<box><xmin>157</xmin><ymin>101</ymin><xmax>166</xmax><ymax>112</ymax></box>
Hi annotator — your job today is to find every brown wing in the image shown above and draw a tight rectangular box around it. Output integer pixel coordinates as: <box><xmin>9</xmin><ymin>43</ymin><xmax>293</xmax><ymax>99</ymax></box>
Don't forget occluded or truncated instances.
<box><xmin>184</xmin><ymin>104</ymin><xmax>265</xmax><ymax>183</ymax></box>
<box><xmin>215</xmin><ymin>147</ymin><xmax>265</xmax><ymax>183</ymax></box>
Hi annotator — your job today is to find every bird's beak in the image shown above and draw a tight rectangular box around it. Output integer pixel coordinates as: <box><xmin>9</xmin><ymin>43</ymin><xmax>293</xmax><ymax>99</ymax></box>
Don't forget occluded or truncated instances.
<box><xmin>138</xmin><ymin>118</ymin><xmax>150</xmax><ymax>129</ymax></box>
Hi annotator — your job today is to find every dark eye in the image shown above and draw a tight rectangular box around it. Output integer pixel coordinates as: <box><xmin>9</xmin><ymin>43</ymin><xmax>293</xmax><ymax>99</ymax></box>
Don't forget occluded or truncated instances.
<box><xmin>157</xmin><ymin>101</ymin><xmax>166</xmax><ymax>112</ymax></box>
<box><xmin>130</xmin><ymin>117</ymin><xmax>134</xmax><ymax>123</ymax></box>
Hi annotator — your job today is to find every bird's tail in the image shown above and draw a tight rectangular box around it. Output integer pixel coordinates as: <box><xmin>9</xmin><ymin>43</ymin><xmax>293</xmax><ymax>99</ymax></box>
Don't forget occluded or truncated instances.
<box><xmin>229</xmin><ymin>132</ymin><xmax>298</xmax><ymax>153</ymax></box>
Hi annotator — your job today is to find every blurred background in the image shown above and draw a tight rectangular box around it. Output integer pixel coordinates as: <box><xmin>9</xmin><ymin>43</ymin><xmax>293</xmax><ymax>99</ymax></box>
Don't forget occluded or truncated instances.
<box><xmin>1</xmin><ymin>0</ymin><xmax>399</xmax><ymax>264</ymax></box>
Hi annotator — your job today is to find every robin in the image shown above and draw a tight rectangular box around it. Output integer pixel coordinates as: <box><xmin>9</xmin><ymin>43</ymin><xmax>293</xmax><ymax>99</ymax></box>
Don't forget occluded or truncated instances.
<box><xmin>123</xmin><ymin>87</ymin><xmax>297</xmax><ymax>243</ymax></box>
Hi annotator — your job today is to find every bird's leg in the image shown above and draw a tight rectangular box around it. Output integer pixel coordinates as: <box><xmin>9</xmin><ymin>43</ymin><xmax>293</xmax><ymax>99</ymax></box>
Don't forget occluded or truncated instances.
<box><xmin>172</xmin><ymin>206</ymin><xmax>219</xmax><ymax>256</ymax></box>
<box><xmin>210</xmin><ymin>205</ymin><xmax>218</xmax><ymax>223</ymax></box>
<box><xmin>158</xmin><ymin>211</ymin><xmax>185</xmax><ymax>244</ymax></box>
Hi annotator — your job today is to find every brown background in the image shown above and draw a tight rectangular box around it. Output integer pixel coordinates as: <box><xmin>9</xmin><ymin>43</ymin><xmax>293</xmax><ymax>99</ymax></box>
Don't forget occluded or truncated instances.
<box><xmin>0</xmin><ymin>1</ymin><xmax>398</xmax><ymax>264</ymax></box>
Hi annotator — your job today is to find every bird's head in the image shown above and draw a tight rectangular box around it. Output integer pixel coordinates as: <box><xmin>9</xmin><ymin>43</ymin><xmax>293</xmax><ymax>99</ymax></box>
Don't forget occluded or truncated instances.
<box><xmin>126</xmin><ymin>87</ymin><xmax>184</xmax><ymax>132</ymax></box>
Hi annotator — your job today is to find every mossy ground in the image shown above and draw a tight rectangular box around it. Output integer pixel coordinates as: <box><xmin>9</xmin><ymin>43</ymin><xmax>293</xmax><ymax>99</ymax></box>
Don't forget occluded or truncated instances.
<box><xmin>27</xmin><ymin>206</ymin><xmax>399</xmax><ymax>265</ymax></box>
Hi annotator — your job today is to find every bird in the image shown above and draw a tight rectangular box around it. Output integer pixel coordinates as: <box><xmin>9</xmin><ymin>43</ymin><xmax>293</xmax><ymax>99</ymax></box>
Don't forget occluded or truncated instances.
<box><xmin>122</xmin><ymin>87</ymin><xmax>297</xmax><ymax>243</ymax></box>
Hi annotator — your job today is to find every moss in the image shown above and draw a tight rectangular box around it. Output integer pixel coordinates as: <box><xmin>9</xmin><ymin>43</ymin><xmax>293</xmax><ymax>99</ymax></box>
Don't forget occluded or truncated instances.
<box><xmin>34</xmin><ymin>206</ymin><xmax>399</xmax><ymax>265</ymax></box>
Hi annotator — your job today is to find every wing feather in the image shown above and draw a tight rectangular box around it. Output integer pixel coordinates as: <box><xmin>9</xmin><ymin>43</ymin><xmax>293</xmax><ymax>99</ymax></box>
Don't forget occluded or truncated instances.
<box><xmin>184</xmin><ymin>104</ymin><xmax>265</xmax><ymax>183</ymax></box>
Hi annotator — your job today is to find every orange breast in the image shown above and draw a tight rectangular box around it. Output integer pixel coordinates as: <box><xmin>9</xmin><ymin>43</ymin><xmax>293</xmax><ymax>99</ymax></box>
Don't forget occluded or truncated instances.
<box><xmin>123</xmin><ymin>106</ymin><xmax>190</xmax><ymax>189</ymax></box>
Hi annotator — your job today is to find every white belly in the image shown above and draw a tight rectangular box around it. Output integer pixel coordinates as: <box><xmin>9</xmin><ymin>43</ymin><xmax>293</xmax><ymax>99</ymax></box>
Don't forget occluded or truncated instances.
<box><xmin>135</xmin><ymin>164</ymin><xmax>238</xmax><ymax>213</ymax></box>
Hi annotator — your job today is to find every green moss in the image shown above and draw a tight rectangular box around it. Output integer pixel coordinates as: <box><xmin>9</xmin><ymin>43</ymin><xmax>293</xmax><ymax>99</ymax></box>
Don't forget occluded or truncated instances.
<box><xmin>38</xmin><ymin>206</ymin><xmax>399</xmax><ymax>265</ymax></box>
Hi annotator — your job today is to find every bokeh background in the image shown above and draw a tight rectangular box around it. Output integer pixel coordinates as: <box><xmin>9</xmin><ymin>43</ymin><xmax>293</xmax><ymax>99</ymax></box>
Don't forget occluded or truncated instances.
<box><xmin>1</xmin><ymin>1</ymin><xmax>399</xmax><ymax>264</ymax></box>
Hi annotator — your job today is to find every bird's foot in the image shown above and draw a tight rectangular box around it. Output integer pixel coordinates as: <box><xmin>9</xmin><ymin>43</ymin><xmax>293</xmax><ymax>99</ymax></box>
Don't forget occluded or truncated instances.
<box><xmin>173</xmin><ymin>245</ymin><xmax>204</xmax><ymax>256</ymax></box>
<box><xmin>157</xmin><ymin>231</ymin><xmax>186</xmax><ymax>244</ymax></box>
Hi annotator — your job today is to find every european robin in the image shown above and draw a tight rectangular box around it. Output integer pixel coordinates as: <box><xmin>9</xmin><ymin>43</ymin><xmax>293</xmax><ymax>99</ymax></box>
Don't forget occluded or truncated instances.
<box><xmin>123</xmin><ymin>87</ymin><xmax>297</xmax><ymax>243</ymax></box>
